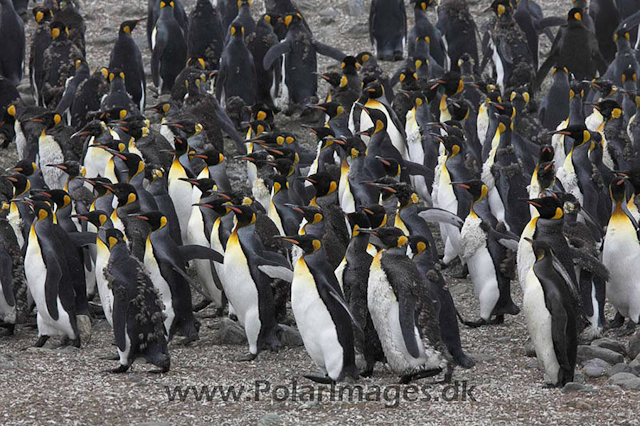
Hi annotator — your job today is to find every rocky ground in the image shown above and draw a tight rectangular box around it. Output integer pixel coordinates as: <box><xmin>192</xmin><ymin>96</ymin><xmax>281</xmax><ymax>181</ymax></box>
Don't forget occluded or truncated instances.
<box><xmin>1</xmin><ymin>0</ymin><xmax>640</xmax><ymax>424</ymax></box>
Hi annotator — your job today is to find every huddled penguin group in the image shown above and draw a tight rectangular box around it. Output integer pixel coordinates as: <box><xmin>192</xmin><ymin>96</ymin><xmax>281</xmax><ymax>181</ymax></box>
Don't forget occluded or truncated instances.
<box><xmin>0</xmin><ymin>0</ymin><xmax>639</xmax><ymax>389</ymax></box>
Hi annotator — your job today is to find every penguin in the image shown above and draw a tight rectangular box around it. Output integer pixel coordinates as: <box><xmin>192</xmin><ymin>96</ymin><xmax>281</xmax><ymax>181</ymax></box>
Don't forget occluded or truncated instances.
<box><xmin>69</xmin><ymin>67</ymin><xmax>109</xmax><ymax>129</ymax></box>
<box><xmin>222</xmin><ymin>203</ymin><xmax>292</xmax><ymax>360</ymax></box>
<box><xmin>167</xmin><ymin>137</ymin><xmax>195</xmax><ymax>243</ymax></box>
<box><xmin>410</xmin><ymin>0</ymin><xmax>448</xmax><ymax>69</ymax></box>
<box><xmin>104</xmin><ymin>228</ymin><xmax>171</xmax><ymax>374</ymax></box>
<box><xmin>455</xmin><ymin>180</ymin><xmax>520</xmax><ymax>326</ymax></box>
<box><xmin>41</xmin><ymin>21</ymin><xmax>84</xmax><ymax>109</ymax></box>
<box><xmin>187</xmin><ymin>0</ymin><xmax>225</xmax><ymax>70</ymax></box>
<box><xmin>29</xmin><ymin>6</ymin><xmax>54</xmax><ymax>106</ymax></box>
<box><xmin>218</xmin><ymin>0</ymin><xmax>239</xmax><ymax>31</ymax></box>
<box><xmin>263</xmin><ymin>12</ymin><xmax>345</xmax><ymax>113</ymax></box>
<box><xmin>53</xmin><ymin>0</ymin><xmax>86</xmax><ymax>56</ymax></box>
<box><xmin>23</xmin><ymin>200</ymin><xmax>80</xmax><ymax>348</ymax></box>
<box><xmin>409</xmin><ymin>235</ymin><xmax>475</xmax><ymax>368</ymax></box>
<box><xmin>589</xmin><ymin>0</ymin><xmax>620</xmax><ymax>64</ymax></box>
<box><xmin>247</xmin><ymin>14</ymin><xmax>281</xmax><ymax>109</ymax></box>
<box><xmin>0</xmin><ymin>213</ymin><xmax>23</xmax><ymax>335</ymax></box>
<box><xmin>216</xmin><ymin>23</ymin><xmax>257</xmax><ymax>109</ymax></box>
<box><xmin>523</xmin><ymin>238</ymin><xmax>578</xmax><ymax>388</ymax></box>
<box><xmin>55</xmin><ymin>59</ymin><xmax>90</xmax><ymax>125</ymax></box>
<box><xmin>146</xmin><ymin>167</ymin><xmax>182</xmax><ymax>246</ymax></box>
<box><xmin>109</xmin><ymin>20</ymin><xmax>146</xmax><ymax>111</ymax></box>
<box><xmin>538</xmin><ymin>67</ymin><xmax>570</xmax><ymax>131</ymax></box>
<box><xmin>0</xmin><ymin>0</ymin><xmax>25</xmax><ymax>86</ymax></box>
<box><xmin>148</xmin><ymin>0</ymin><xmax>188</xmax><ymax>50</ymax></box>
<box><xmin>280</xmin><ymin>234</ymin><xmax>359</xmax><ymax>383</ymax></box>
<box><xmin>152</xmin><ymin>0</ymin><xmax>188</xmax><ymax>94</ymax></box>
<box><xmin>267</xmin><ymin>173</ymin><xmax>302</xmax><ymax>236</ymax></box>
<box><xmin>602</xmin><ymin>176</ymin><xmax>640</xmax><ymax>328</ymax></box>
<box><xmin>101</xmin><ymin>70</ymin><xmax>137</xmax><ymax>113</ymax></box>
<box><xmin>225</xmin><ymin>0</ymin><xmax>255</xmax><ymax>43</ymax></box>
<box><xmin>369</xmin><ymin>0</ymin><xmax>406</xmax><ymax>61</ymax></box>
<box><xmin>365</xmin><ymin>227</ymin><xmax>452</xmax><ymax>384</ymax></box>
<box><xmin>436</xmin><ymin>0</ymin><xmax>478</xmax><ymax>74</ymax></box>
<box><xmin>534</xmin><ymin>8</ymin><xmax>608</xmax><ymax>92</ymax></box>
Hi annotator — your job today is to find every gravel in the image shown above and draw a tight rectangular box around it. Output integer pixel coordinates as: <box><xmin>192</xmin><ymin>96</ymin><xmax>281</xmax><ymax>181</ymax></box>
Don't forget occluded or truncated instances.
<box><xmin>2</xmin><ymin>0</ymin><xmax>640</xmax><ymax>424</ymax></box>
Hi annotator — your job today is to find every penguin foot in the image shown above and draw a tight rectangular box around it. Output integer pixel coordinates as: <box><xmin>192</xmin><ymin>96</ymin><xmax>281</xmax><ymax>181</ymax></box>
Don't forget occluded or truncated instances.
<box><xmin>33</xmin><ymin>335</ymin><xmax>50</xmax><ymax>348</ymax></box>
<box><xmin>454</xmin><ymin>353</ymin><xmax>476</xmax><ymax>369</ymax></box>
<box><xmin>109</xmin><ymin>364</ymin><xmax>130</xmax><ymax>374</ymax></box>
<box><xmin>236</xmin><ymin>353</ymin><xmax>257</xmax><ymax>362</ymax></box>
<box><xmin>70</xmin><ymin>336</ymin><xmax>81</xmax><ymax>348</ymax></box>
<box><xmin>609</xmin><ymin>312</ymin><xmax>625</xmax><ymax>329</ymax></box>
<box><xmin>99</xmin><ymin>353</ymin><xmax>120</xmax><ymax>361</ymax></box>
<box><xmin>302</xmin><ymin>374</ymin><xmax>334</xmax><ymax>384</ymax></box>
<box><xmin>492</xmin><ymin>315</ymin><xmax>505</xmax><ymax>325</ymax></box>
<box><xmin>192</xmin><ymin>299</ymin><xmax>212</xmax><ymax>312</ymax></box>
<box><xmin>0</xmin><ymin>323</ymin><xmax>15</xmax><ymax>336</ymax></box>
<box><xmin>77</xmin><ymin>315</ymin><xmax>92</xmax><ymax>344</ymax></box>
<box><xmin>459</xmin><ymin>318</ymin><xmax>488</xmax><ymax>328</ymax></box>
<box><xmin>399</xmin><ymin>368</ymin><xmax>443</xmax><ymax>384</ymax></box>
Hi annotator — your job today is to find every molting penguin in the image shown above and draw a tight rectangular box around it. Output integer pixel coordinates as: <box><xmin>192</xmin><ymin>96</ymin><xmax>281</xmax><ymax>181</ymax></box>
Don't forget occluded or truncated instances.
<box><xmin>187</xmin><ymin>0</ymin><xmax>225</xmax><ymax>70</ymax></box>
<box><xmin>281</xmin><ymin>234</ymin><xmax>359</xmax><ymax>383</ymax></box>
<box><xmin>369</xmin><ymin>0</ymin><xmax>406</xmax><ymax>61</ymax></box>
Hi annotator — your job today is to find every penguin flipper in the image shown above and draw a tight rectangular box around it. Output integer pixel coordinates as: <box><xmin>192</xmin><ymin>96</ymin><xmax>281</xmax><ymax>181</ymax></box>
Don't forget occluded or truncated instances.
<box><xmin>179</xmin><ymin>244</ymin><xmax>224</xmax><ymax>263</ymax></box>
<box><xmin>151</xmin><ymin>34</ymin><xmax>167</xmax><ymax>88</ymax></box>
<box><xmin>403</xmin><ymin>160</ymin><xmax>435</xmax><ymax>182</ymax></box>
<box><xmin>313</xmin><ymin>41</ymin><xmax>346</xmax><ymax>62</ymax></box>
<box><xmin>167</xmin><ymin>263</ymin><xmax>212</xmax><ymax>301</ymax></box>
<box><xmin>42</xmin><ymin>252</ymin><xmax>62</xmax><ymax>321</ymax></box>
<box><xmin>257</xmin><ymin>265</ymin><xmax>293</xmax><ymax>282</ymax></box>
<box><xmin>533</xmin><ymin>38</ymin><xmax>561</xmax><ymax>92</ymax></box>
<box><xmin>417</xmin><ymin>208</ymin><xmax>464</xmax><ymax>228</ymax></box>
<box><xmin>550</xmin><ymin>255</ymin><xmax>582</xmax><ymax>305</ymax></box>
<box><xmin>67</xmin><ymin>231</ymin><xmax>98</xmax><ymax>247</ymax></box>
<box><xmin>399</xmin><ymin>294</ymin><xmax>421</xmax><ymax>359</ymax></box>
<box><xmin>263</xmin><ymin>40</ymin><xmax>292</xmax><ymax>70</ymax></box>
<box><xmin>534</xmin><ymin>16</ymin><xmax>566</xmax><ymax>33</ymax></box>
<box><xmin>0</xmin><ymin>249</ymin><xmax>15</xmax><ymax>307</ymax></box>
<box><xmin>111</xmin><ymin>284</ymin><xmax>128</xmax><ymax>352</ymax></box>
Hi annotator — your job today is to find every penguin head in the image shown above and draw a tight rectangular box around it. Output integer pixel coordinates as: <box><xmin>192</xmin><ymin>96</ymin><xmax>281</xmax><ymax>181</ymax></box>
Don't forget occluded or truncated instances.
<box><xmin>81</xmin><ymin>176</ymin><xmax>113</xmax><ymax>197</ymax></box>
<box><xmin>104</xmin><ymin>183</ymin><xmax>138</xmax><ymax>207</ymax></box>
<box><xmin>266</xmin><ymin>158</ymin><xmax>295</xmax><ymax>177</ymax></box>
<box><xmin>345</xmin><ymin>209</ymin><xmax>371</xmax><ymax>236</ymax></box>
<box><xmin>285</xmin><ymin>204</ymin><xmax>323</xmax><ymax>225</ymax></box>
<box><xmin>73</xmin><ymin>210</ymin><xmax>110</xmax><ymax>229</ymax></box>
<box><xmin>621</xmin><ymin>66</ymin><xmax>638</xmax><ymax>88</ymax></box>
<box><xmin>119</xmin><ymin>19</ymin><xmax>141</xmax><ymax>35</ymax></box>
<box><xmin>446</xmin><ymin>98</ymin><xmax>471</xmax><ymax>121</ymax></box>
<box><xmin>230</xmin><ymin>23</ymin><xmax>245</xmax><ymax>39</ymax></box>
<box><xmin>341</xmin><ymin>56</ymin><xmax>359</xmax><ymax>75</ymax></box>
<box><xmin>49</xmin><ymin>21</ymin><xmax>69</xmax><ymax>41</ymax></box>
<box><xmin>117</xmin><ymin>152</ymin><xmax>145</xmax><ymax>180</ymax></box>
<box><xmin>306</xmin><ymin>125</ymin><xmax>335</xmax><ymax>142</ymax></box>
<box><xmin>9</xmin><ymin>160</ymin><xmax>38</xmax><ymax>177</ymax></box>
<box><xmin>195</xmin><ymin>196</ymin><xmax>234</xmax><ymax>216</ymax></box>
<box><xmin>362</xmin><ymin>227</ymin><xmax>408</xmax><ymax>250</ymax></box>
<box><xmin>566</xmin><ymin>7</ymin><xmax>584</xmax><ymax>24</ymax></box>
<box><xmin>186</xmin><ymin>57</ymin><xmax>207</xmax><ymax>70</ymax></box>
<box><xmin>376</xmin><ymin>156</ymin><xmax>401</xmax><ymax>179</ymax></box>
<box><xmin>486</xmin><ymin>0</ymin><xmax>512</xmax><ymax>19</ymax></box>
<box><xmin>31</xmin><ymin>112</ymin><xmax>62</xmax><ymax>131</ymax></box>
<box><xmin>304</xmin><ymin>172</ymin><xmax>338</xmax><ymax>199</ymax></box>
<box><xmin>283</xmin><ymin>12</ymin><xmax>303</xmax><ymax>29</ymax></box>
<box><xmin>34</xmin><ymin>189</ymin><xmax>72</xmax><ymax>210</ymax></box>
<box><xmin>311</xmin><ymin>102</ymin><xmax>345</xmax><ymax>120</ymax></box>
<box><xmin>279</xmin><ymin>234</ymin><xmax>322</xmax><ymax>255</ymax></box>
<box><xmin>361</xmin><ymin>108</ymin><xmax>387</xmax><ymax>135</ymax></box>
<box><xmin>355</xmin><ymin>52</ymin><xmax>374</xmax><ymax>67</ymax></box>
<box><xmin>104</xmin><ymin>228</ymin><xmax>126</xmax><ymax>250</ymax></box>
<box><xmin>589</xmin><ymin>79</ymin><xmax>617</xmax><ymax>98</ymax></box>
<box><xmin>442</xmin><ymin>135</ymin><xmax>463</xmax><ymax>158</ymax></box>
<box><xmin>237</xmin><ymin>0</ymin><xmax>252</xmax><ymax>8</ymax></box>
<box><xmin>108</xmin><ymin>68</ymin><xmax>126</xmax><ymax>84</ymax></box>
<box><xmin>362</xmin><ymin>204</ymin><xmax>387</xmax><ymax>228</ymax></box>
<box><xmin>457</xmin><ymin>53</ymin><xmax>475</xmax><ymax>76</ymax></box>
<box><xmin>509</xmin><ymin>87</ymin><xmax>530</xmax><ymax>106</ymax></box>
<box><xmin>25</xmin><ymin>200</ymin><xmax>53</xmax><ymax>222</ymax></box>
<box><xmin>135</xmin><ymin>211</ymin><xmax>168</xmax><ymax>232</ymax></box>
<box><xmin>552</xmin><ymin>124</ymin><xmax>591</xmax><ymax>147</ymax></box>
<box><xmin>173</xmin><ymin>137</ymin><xmax>190</xmax><ymax>157</ymax></box>
<box><xmin>526</xmin><ymin>195</ymin><xmax>564</xmax><ymax>219</ymax></box>
<box><xmin>452</xmin><ymin>180</ymin><xmax>488</xmax><ymax>203</ymax></box>
<box><xmin>166</xmin><ymin>119</ymin><xmax>203</xmax><ymax>138</ymax></box>
<box><xmin>395</xmin><ymin>183</ymin><xmax>420</xmax><ymax>207</ymax></box>
<box><xmin>609</xmin><ymin>176</ymin><xmax>630</xmax><ymax>203</ymax></box>
<box><xmin>398</xmin><ymin>68</ymin><xmax>419</xmax><ymax>87</ymax></box>
<box><xmin>269</xmin><ymin>174</ymin><xmax>289</xmax><ymax>195</ymax></box>
<box><xmin>179</xmin><ymin>177</ymin><xmax>218</xmax><ymax>195</ymax></box>
<box><xmin>319</xmin><ymin>71</ymin><xmax>342</xmax><ymax>88</ymax></box>
<box><xmin>362</xmin><ymin>79</ymin><xmax>385</xmax><ymax>100</ymax></box>
<box><xmin>159</xmin><ymin>1</ymin><xmax>175</xmax><ymax>8</ymax></box>
<box><xmin>431</xmin><ymin>72</ymin><xmax>464</xmax><ymax>97</ymax></box>
<box><xmin>33</xmin><ymin>6</ymin><xmax>53</xmax><ymax>24</ymax></box>
<box><xmin>413</xmin><ymin>0</ymin><xmax>434</xmax><ymax>12</ymax></box>
<box><xmin>614</xmin><ymin>27</ymin><xmax>632</xmax><ymax>44</ymax></box>
<box><xmin>227</xmin><ymin>204</ymin><xmax>257</xmax><ymax>227</ymax></box>
<box><xmin>537</xmin><ymin>161</ymin><xmax>556</xmax><ymax>190</ymax></box>
<box><xmin>4</xmin><ymin>173</ymin><xmax>30</xmax><ymax>196</ymax></box>
<box><xmin>151</xmin><ymin>101</ymin><xmax>174</xmax><ymax>117</ymax></box>
<box><xmin>408</xmin><ymin>235</ymin><xmax>431</xmax><ymax>256</ymax></box>
<box><xmin>250</xmin><ymin>103</ymin><xmax>276</xmax><ymax>123</ymax></box>
<box><xmin>538</xmin><ymin>145</ymin><xmax>554</xmax><ymax>163</ymax></box>
<box><xmin>190</xmin><ymin>148</ymin><xmax>224</xmax><ymax>167</ymax></box>
<box><xmin>495</xmin><ymin>113</ymin><xmax>513</xmax><ymax>134</ymax></box>
<box><xmin>592</xmin><ymin>100</ymin><xmax>623</xmax><ymax>121</ymax></box>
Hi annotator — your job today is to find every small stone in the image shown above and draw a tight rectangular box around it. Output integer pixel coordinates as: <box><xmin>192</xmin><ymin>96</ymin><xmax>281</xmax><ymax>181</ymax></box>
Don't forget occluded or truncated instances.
<box><xmin>607</xmin><ymin>372</ymin><xmax>640</xmax><ymax>390</ymax></box>
<box><xmin>591</xmin><ymin>338</ymin><xmax>626</xmax><ymax>355</ymax></box>
<box><xmin>258</xmin><ymin>413</ymin><xmax>282</xmax><ymax>426</ymax></box>
<box><xmin>278</xmin><ymin>324</ymin><xmax>304</xmax><ymax>347</ymax></box>
<box><xmin>0</xmin><ymin>354</ymin><xmax>18</xmax><ymax>369</ymax></box>
<box><xmin>319</xmin><ymin>8</ymin><xmax>339</xmax><ymax>17</ymax></box>
<box><xmin>214</xmin><ymin>318</ymin><xmax>246</xmax><ymax>345</ymax></box>
<box><xmin>630</xmin><ymin>354</ymin><xmax>640</xmax><ymax>370</ymax></box>
<box><xmin>320</xmin><ymin>17</ymin><xmax>335</xmax><ymax>25</ymax></box>
<box><xmin>570</xmin><ymin>400</ymin><xmax>591</xmax><ymax>410</ymax></box>
<box><xmin>467</xmin><ymin>352</ymin><xmax>495</xmax><ymax>362</ymax></box>
<box><xmin>562</xmin><ymin>382</ymin><xmax>588</xmax><ymax>393</ymax></box>
<box><xmin>628</xmin><ymin>334</ymin><xmax>640</xmax><ymax>360</ymax></box>
<box><xmin>577</xmin><ymin>345</ymin><xmax>624</xmax><ymax>365</ymax></box>
<box><xmin>526</xmin><ymin>359</ymin><xmax>540</xmax><ymax>369</ymax></box>
<box><xmin>583</xmin><ymin>358</ymin><xmax>610</xmax><ymax>378</ymax></box>
<box><xmin>298</xmin><ymin>400</ymin><xmax>320</xmax><ymax>410</ymax></box>
<box><xmin>608</xmin><ymin>363</ymin><xmax>638</xmax><ymax>377</ymax></box>
<box><xmin>574</xmin><ymin>371</ymin><xmax>586</xmax><ymax>384</ymax></box>
<box><xmin>524</xmin><ymin>340</ymin><xmax>536</xmax><ymax>357</ymax></box>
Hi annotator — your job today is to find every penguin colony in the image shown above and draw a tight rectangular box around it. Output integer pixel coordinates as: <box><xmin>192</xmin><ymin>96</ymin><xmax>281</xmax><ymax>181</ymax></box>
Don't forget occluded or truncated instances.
<box><xmin>0</xmin><ymin>0</ymin><xmax>639</xmax><ymax>388</ymax></box>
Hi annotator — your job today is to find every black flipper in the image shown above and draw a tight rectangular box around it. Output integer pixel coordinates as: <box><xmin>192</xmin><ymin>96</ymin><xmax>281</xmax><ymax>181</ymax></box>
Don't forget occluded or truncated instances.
<box><xmin>263</xmin><ymin>40</ymin><xmax>292</xmax><ymax>70</ymax></box>
<box><xmin>313</xmin><ymin>41</ymin><xmax>346</xmax><ymax>62</ymax></box>
<box><xmin>179</xmin><ymin>245</ymin><xmax>224</xmax><ymax>263</ymax></box>
<box><xmin>398</xmin><ymin>293</ymin><xmax>420</xmax><ymax>358</ymax></box>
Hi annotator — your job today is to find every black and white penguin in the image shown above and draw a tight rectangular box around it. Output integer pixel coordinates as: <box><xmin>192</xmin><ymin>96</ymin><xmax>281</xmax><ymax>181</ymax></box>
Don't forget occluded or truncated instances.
<box><xmin>216</xmin><ymin>23</ymin><xmax>257</xmax><ymax>108</ymax></box>
<box><xmin>523</xmin><ymin>238</ymin><xmax>578</xmax><ymax>388</ymax></box>
<box><xmin>281</xmin><ymin>234</ymin><xmax>359</xmax><ymax>383</ymax></box>
<box><xmin>29</xmin><ymin>6</ymin><xmax>54</xmax><ymax>106</ymax></box>
<box><xmin>105</xmin><ymin>228</ymin><xmax>171</xmax><ymax>374</ymax></box>
<box><xmin>152</xmin><ymin>0</ymin><xmax>188</xmax><ymax>94</ymax></box>
<box><xmin>369</xmin><ymin>0</ymin><xmax>406</xmax><ymax>61</ymax></box>
<box><xmin>366</xmin><ymin>227</ymin><xmax>452</xmax><ymax>383</ymax></box>
<box><xmin>23</xmin><ymin>200</ymin><xmax>80</xmax><ymax>347</ymax></box>
<box><xmin>109</xmin><ymin>20</ymin><xmax>146</xmax><ymax>111</ymax></box>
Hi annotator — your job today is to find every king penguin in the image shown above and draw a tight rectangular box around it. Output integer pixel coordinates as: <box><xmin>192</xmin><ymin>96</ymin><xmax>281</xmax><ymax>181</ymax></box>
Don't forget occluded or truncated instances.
<box><xmin>109</xmin><ymin>20</ymin><xmax>146</xmax><ymax>111</ymax></box>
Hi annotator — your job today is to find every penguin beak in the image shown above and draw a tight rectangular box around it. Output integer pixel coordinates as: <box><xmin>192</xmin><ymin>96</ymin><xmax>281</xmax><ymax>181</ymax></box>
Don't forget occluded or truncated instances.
<box><xmin>47</xmin><ymin>164</ymin><xmax>67</xmax><ymax>170</ymax></box>
<box><xmin>227</xmin><ymin>205</ymin><xmax>243</xmax><ymax>214</ymax></box>
<box><xmin>376</xmin><ymin>156</ymin><xmax>391</xmax><ymax>167</ymax></box>
<box><xmin>134</xmin><ymin>215</ymin><xmax>149</xmax><ymax>221</ymax></box>
<box><xmin>451</xmin><ymin>182</ymin><xmax>471</xmax><ymax>189</ymax></box>
<box><xmin>284</xmin><ymin>203</ymin><xmax>304</xmax><ymax>214</ymax></box>
<box><xmin>179</xmin><ymin>177</ymin><xmax>200</xmax><ymax>185</ymax></box>
<box><xmin>356</xmin><ymin>228</ymin><xmax>378</xmax><ymax>236</ymax></box>
<box><xmin>70</xmin><ymin>214</ymin><xmax>89</xmax><ymax>221</ymax></box>
<box><xmin>71</xmin><ymin>129</ymin><xmax>90</xmax><ymax>138</ymax></box>
<box><xmin>363</xmin><ymin>208</ymin><xmax>374</xmax><ymax>215</ymax></box>
<box><xmin>275</xmin><ymin>236</ymin><xmax>301</xmax><ymax>246</ymax></box>
<box><xmin>525</xmin><ymin>200</ymin><xmax>542</xmax><ymax>208</ymax></box>
<box><xmin>523</xmin><ymin>237</ymin><xmax>534</xmax><ymax>245</ymax></box>
<box><xmin>551</xmin><ymin>129</ymin><xmax>571</xmax><ymax>135</ymax></box>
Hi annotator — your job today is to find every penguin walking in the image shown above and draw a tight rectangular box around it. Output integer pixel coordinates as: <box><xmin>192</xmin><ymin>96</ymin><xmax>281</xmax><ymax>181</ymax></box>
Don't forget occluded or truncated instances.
<box><xmin>366</xmin><ymin>227</ymin><xmax>452</xmax><ymax>384</ymax></box>
<box><xmin>281</xmin><ymin>234</ymin><xmax>359</xmax><ymax>383</ymax></box>
<box><xmin>109</xmin><ymin>20</ymin><xmax>146</xmax><ymax>111</ymax></box>
<box><xmin>0</xmin><ymin>0</ymin><xmax>25</xmax><ymax>86</ymax></box>
<box><xmin>152</xmin><ymin>0</ymin><xmax>188</xmax><ymax>94</ymax></box>
<box><xmin>369</xmin><ymin>0</ymin><xmax>406</xmax><ymax>61</ymax></box>
<box><xmin>105</xmin><ymin>228</ymin><xmax>171</xmax><ymax>374</ymax></box>
<box><xmin>23</xmin><ymin>200</ymin><xmax>80</xmax><ymax>347</ymax></box>
<box><xmin>523</xmin><ymin>238</ymin><xmax>578</xmax><ymax>388</ymax></box>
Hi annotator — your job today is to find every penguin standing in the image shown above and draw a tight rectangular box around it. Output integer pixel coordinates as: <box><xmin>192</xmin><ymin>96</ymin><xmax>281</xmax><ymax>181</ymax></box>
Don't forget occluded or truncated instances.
<box><xmin>0</xmin><ymin>0</ymin><xmax>25</xmax><ymax>86</ymax></box>
<box><xmin>436</xmin><ymin>0</ymin><xmax>478</xmax><ymax>73</ymax></box>
<box><xmin>109</xmin><ymin>20</ymin><xmax>146</xmax><ymax>111</ymax></box>
<box><xmin>23</xmin><ymin>200</ymin><xmax>80</xmax><ymax>347</ymax></box>
<box><xmin>282</xmin><ymin>234</ymin><xmax>359</xmax><ymax>383</ymax></box>
<box><xmin>366</xmin><ymin>227</ymin><xmax>452</xmax><ymax>383</ymax></box>
<box><xmin>152</xmin><ymin>0</ymin><xmax>188</xmax><ymax>94</ymax></box>
<box><xmin>523</xmin><ymin>238</ymin><xmax>578</xmax><ymax>388</ymax></box>
<box><xmin>105</xmin><ymin>228</ymin><xmax>170</xmax><ymax>374</ymax></box>
<box><xmin>29</xmin><ymin>6</ymin><xmax>54</xmax><ymax>106</ymax></box>
<box><xmin>247</xmin><ymin>14</ymin><xmax>280</xmax><ymax>109</ymax></box>
<box><xmin>187</xmin><ymin>0</ymin><xmax>225</xmax><ymax>70</ymax></box>
<box><xmin>369</xmin><ymin>0</ymin><xmax>406</xmax><ymax>61</ymax></box>
<box><xmin>216</xmin><ymin>24</ymin><xmax>257</xmax><ymax>109</ymax></box>
<box><xmin>538</xmin><ymin>67</ymin><xmax>570</xmax><ymax>131</ymax></box>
